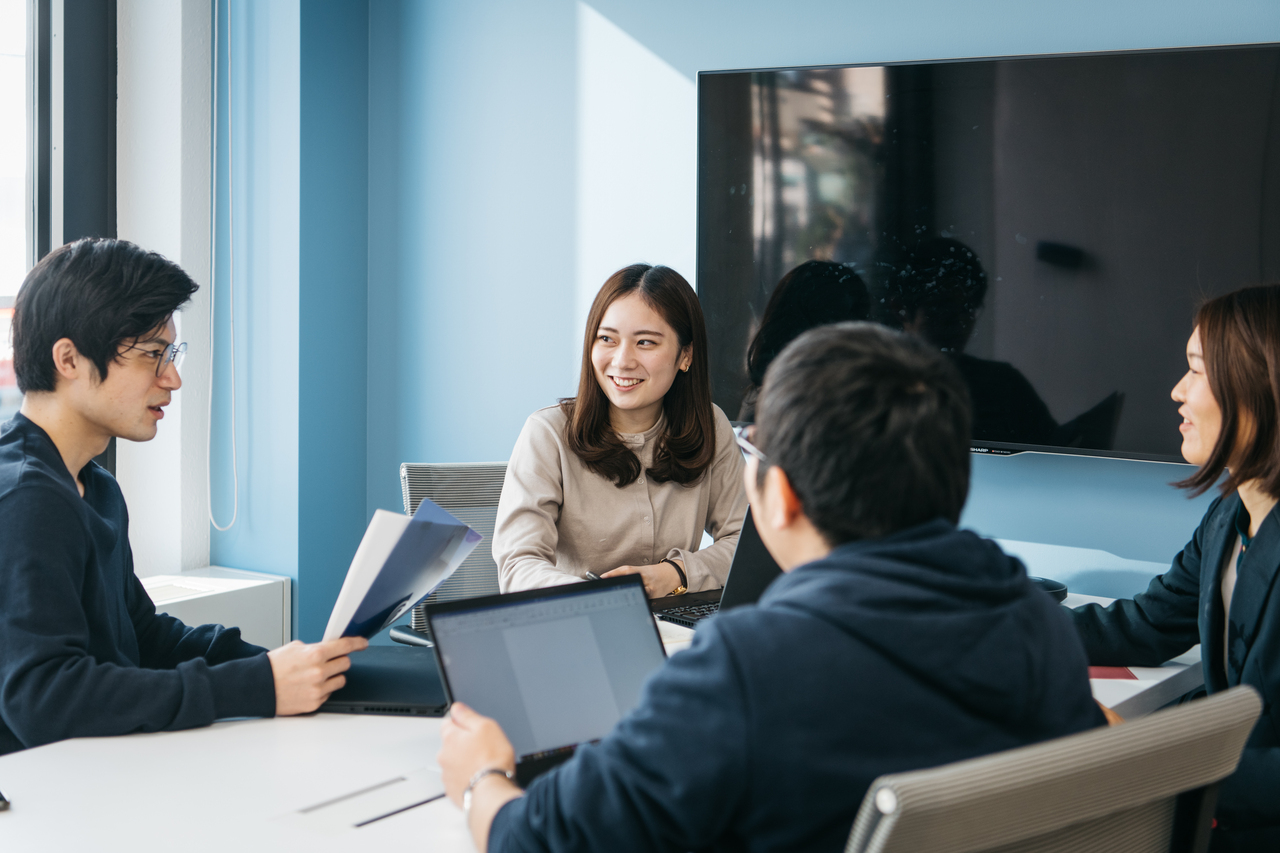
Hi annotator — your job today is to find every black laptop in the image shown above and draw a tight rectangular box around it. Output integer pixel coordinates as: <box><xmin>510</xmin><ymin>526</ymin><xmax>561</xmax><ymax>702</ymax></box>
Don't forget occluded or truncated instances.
<box><xmin>319</xmin><ymin>644</ymin><xmax>449</xmax><ymax>716</ymax></box>
<box><xmin>649</xmin><ymin>508</ymin><xmax>783</xmax><ymax>628</ymax></box>
<box><xmin>426</xmin><ymin>575</ymin><xmax>667</xmax><ymax>785</ymax></box>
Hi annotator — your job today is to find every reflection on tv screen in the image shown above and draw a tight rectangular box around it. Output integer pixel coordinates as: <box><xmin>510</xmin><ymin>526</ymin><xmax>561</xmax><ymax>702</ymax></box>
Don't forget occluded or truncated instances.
<box><xmin>697</xmin><ymin>46</ymin><xmax>1280</xmax><ymax>460</ymax></box>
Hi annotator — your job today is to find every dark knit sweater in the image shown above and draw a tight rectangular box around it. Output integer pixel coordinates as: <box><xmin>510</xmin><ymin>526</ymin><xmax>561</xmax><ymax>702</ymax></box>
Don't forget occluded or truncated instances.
<box><xmin>0</xmin><ymin>414</ymin><xmax>275</xmax><ymax>755</ymax></box>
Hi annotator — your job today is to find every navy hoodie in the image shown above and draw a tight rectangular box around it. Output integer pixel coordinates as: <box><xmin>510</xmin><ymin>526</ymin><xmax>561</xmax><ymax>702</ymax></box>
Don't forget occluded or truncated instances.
<box><xmin>490</xmin><ymin>518</ymin><xmax>1105</xmax><ymax>853</ymax></box>
<box><xmin>0</xmin><ymin>414</ymin><xmax>275</xmax><ymax>755</ymax></box>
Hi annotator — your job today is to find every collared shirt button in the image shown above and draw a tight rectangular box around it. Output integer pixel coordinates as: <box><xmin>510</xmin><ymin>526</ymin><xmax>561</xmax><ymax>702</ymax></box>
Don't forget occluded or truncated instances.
<box><xmin>638</xmin><ymin>477</ymin><xmax>645</xmax><ymax>484</ymax></box>
<box><xmin>644</xmin><ymin>517</ymin><xmax>651</xmax><ymax>524</ymax></box>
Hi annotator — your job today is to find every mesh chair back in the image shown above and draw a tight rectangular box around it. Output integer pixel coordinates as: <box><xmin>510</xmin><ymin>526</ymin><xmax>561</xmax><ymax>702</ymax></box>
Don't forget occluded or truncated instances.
<box><xmin>846</xmin><ymin>685</ymin><xmax>1261</xmax><ymax>853</ymax></box>
<box><xmin>400</xmin><ymin>462</ymin><xmax>507</xmax><ymax>634</ymax></box>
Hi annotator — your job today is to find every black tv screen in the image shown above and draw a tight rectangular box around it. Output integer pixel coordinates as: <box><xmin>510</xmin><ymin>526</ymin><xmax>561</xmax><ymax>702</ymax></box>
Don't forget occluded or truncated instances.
<box><xmin>697</xmin><ymin>44</ymin><xmax>1280</xmax><ymax>461</ymax></box>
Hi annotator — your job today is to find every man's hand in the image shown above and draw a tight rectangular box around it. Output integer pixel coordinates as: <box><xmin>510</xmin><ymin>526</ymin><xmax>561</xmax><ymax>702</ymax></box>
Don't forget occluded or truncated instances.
<box><xmin>439</xmin><ymin>701</ymin><xmax>518</xmax><ymax>807</ymax></box>
<box><xmin>439</xmin><ymin>702</ymin><xmax>523</xmax><ymax>852</ymax></box>
<box><xmin>267</xmin><ymin>636</ymin><xmax>368</xmax><ymax>716</ymax></box>
<box><xmin>601</xmin><ymin>560</ymin><xmax>682</xmax><ymax>598</ymax></box>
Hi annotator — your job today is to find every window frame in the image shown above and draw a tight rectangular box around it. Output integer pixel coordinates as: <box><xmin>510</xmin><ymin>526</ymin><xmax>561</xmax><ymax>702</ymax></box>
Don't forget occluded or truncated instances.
<box><xmin>22</xmin><ymin>0</ymin><xmax>117</xmax><ymax>472</ymax></box>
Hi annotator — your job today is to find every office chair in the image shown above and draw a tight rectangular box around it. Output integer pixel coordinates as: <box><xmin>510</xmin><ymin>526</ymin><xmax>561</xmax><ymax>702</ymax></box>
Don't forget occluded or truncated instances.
<box><xmin>845</xmin><ymin>685</ymin><xmax>1261</xmax><ymax>853</ymax></box>
<box><xmin>388</xmin><ymin>462</ymin><xmax>507</xmax><ymax>647</ymax></box>
<box><xmin>1053</xmin><ymin>390</ymin><xmax>1125</xmax><ymax>451</ymax></box>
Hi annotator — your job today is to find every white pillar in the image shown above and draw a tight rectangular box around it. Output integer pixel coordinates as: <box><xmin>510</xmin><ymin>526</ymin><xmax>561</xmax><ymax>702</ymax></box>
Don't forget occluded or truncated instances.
<box><xmin>115</xmin><ymin>0</ymin><xmax>212</xmax><ymax>576</ymax></box>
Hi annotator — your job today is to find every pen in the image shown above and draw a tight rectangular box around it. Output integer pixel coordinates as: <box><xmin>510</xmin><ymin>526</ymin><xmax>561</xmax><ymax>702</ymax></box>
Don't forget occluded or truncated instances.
<box><xmin>584</xmin><ymin>571</ymin><xmax>602</xmax><ymax>581</ymax></box>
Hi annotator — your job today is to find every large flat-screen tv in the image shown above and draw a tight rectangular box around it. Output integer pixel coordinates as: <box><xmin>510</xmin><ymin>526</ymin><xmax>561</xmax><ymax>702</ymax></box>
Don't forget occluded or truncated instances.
<box><xmin>697</xmin><ymin>44</ymin><xmax>1280</xmax><ymax>461</ymax></box>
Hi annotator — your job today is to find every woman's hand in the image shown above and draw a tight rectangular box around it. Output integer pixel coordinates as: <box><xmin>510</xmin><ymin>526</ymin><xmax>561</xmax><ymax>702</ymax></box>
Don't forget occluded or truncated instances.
<box><xmin>602</xmin><ymin>560</ymin><xmax>683</xmax><ymax>598</ymax></box>
<box><xmin>1097</xmin><ymin>699</ymin><xmax>1124</xmax><ymax>726</ymax></box>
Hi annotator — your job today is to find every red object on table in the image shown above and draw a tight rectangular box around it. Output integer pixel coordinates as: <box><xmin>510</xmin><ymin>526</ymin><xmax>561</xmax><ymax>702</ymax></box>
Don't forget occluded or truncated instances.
<box><xmin>1088</xmin><ymin>666</ymin><xmax>1138</xmax><ymax>680</ymax></box>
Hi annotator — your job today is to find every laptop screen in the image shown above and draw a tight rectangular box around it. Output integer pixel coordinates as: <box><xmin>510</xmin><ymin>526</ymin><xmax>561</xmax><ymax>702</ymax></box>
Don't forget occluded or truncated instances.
<box><xmin>428</xmin><ymin>577</ymin><xmax>667</xmax><ymax>760</ymax></box>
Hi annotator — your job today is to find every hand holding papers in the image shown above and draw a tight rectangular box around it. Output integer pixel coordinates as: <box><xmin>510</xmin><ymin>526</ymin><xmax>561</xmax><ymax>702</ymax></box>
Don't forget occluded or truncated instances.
<box><xmin>323</xmin><ymin>499</ymin><xmax>482</xmax><ymax>640</ymax></box>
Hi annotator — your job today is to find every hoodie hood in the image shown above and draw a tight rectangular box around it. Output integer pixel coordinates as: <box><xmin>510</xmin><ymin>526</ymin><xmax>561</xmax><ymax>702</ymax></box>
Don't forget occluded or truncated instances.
<box><xmin>760</xmin><ymin>518</ymin><xmax>1069</xmax><ymax>732</ymax></box>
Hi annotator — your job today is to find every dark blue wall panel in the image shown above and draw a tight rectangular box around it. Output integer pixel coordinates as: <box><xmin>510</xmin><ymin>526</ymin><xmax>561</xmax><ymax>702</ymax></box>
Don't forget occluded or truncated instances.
<box><xmin>299</xmin><ymin>0</ymin><xmax>369</xmax><ymax>641</ymax></box>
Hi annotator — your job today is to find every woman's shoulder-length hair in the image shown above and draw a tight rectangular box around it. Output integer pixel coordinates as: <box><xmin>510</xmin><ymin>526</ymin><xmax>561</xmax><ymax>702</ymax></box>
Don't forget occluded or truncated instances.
<box><xmin>560</xmin><ymin>264</ymin><xmax>716</xmax><ymax>488</ymax></box>
<box><xmin>1176</xmin><ymin>283</ymin><xmax>1280</xmax><ymax>499</ymax></box>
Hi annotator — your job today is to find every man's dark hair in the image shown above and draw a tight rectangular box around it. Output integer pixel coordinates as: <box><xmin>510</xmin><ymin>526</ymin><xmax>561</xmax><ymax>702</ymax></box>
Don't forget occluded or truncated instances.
<box><xmin>877</xmin><ymin>237</ymin><xmax>988</xmax><ymax>353</ymax></box>
<box><xmin>755</xmin><ymin>322</ymin><xmax>972</xmax><ymax>545</ymax></box>
<box><xmin>12</xmin><ymin>238</ymin><xmax>199</xmax><ymax>392</ymax></box>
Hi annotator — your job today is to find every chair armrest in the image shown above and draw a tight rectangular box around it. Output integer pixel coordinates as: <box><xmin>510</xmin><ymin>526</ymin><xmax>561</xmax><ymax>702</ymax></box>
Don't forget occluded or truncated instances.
<box><xmin>389</xmin><ymin>625</ymin><xmax>434</xmax><ymax>647</ymax></box>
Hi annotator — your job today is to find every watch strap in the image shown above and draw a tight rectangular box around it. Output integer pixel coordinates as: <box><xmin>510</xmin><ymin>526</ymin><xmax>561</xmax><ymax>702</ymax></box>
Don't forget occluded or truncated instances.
<box><xmin>662</xmin><ymin>558</ymin><xmax>688</xmax><ymax>595</ymax></box>
<box><xmin>463</xmin><ymin>767</ymin><xmax>515</xmax><ymax>816</ymax></box>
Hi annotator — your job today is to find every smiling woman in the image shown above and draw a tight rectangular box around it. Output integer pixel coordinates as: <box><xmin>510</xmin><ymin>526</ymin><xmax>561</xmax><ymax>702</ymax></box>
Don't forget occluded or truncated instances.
<box><xmin>571</xmin><ymin>266</ymin><xmax>711</xmax><ymax>487</ymax></box>
<box><xmin>493</xmin><ymin>264</ymin><xmax>748</xmax><ymax>598</ymax></box>
<box><xmin>1070</xmin><ymin>283</ymin><xmax>1280</xmax><ymax>848</ymax></box>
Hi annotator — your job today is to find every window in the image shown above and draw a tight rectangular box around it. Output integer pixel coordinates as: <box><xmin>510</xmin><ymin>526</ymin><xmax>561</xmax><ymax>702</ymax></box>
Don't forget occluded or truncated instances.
<box><xmin>0</xmin><ymin>0</ymin><xmax>26</xmax><ymax>422</ymax></box>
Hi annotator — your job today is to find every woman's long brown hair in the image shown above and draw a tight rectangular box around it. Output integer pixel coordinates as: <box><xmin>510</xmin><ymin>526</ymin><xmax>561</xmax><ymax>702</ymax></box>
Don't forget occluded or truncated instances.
<box><xmin>1174</xmin><ymin>283</ymin><xmax>1280</xmax><ymax>499</ymax></box>
<box><xmin>560</xmin><ymin>264</ymin><xmax>716</xmax><ymax>487</ymax></box>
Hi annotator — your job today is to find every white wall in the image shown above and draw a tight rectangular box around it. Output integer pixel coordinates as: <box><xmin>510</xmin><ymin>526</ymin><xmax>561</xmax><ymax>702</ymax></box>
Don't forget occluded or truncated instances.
<box><xmin>115</xmin><ymin>0</ymin><xmax>212</xmax><ymax>576</ymax></box>
<box><xmin>576</xmin><ymin>1</ymin><xmax>696</xmax><ymax>369</ymax></box>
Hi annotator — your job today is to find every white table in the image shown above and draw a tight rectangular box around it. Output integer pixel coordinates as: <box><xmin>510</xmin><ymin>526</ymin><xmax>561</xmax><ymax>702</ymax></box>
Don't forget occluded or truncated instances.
<box><xmin>0</xmin><ymin>713</ymin><xmax>467</xmax><ymax>853</ymax></box>
<box><xmin>662</xmin><ymin>596</ymin><xmax>1204</xmax><ymax>720</ymax></box>
<box><xmin>0</xmin><ymin>628</ymin><xmax>697</xmax><ymax>853</ymax></box>
<box><xmin>1065</xmin><ymin>592</ymin><xmax>1204</xmax><ymax>719</ymax></box>
<box><xmin>0</xmin><ymin>608</ymin><xmax>1203</xmax><ymax>852</ymax></box>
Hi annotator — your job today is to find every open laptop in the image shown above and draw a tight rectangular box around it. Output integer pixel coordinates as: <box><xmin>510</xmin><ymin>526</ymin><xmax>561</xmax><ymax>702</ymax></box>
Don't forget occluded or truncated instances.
<box><xmin>649</xmin><ymin>508</ymin><xmax>783</xmax><ymax>628</ymax></box>
<box><xmin>426</xmin><ymin>575</ymin><xmax>666</xmax><ymax>786</ymax></box>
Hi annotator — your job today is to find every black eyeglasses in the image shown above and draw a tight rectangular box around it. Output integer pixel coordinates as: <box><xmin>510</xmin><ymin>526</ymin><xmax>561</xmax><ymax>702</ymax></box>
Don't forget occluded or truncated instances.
<box><xmin>122</xmin><ymin>341</ymin><xmax>187</xmax><ymax>377</ymax></box>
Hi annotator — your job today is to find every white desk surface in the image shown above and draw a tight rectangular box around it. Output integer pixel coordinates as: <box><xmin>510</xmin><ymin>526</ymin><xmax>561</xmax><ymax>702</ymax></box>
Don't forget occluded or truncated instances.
<box><xmin>0</xmin><ymin>712</ymin><xmax>467</xmax><ymax>853</ymax></box>
<box><xmin>0</xmin><ymin>606</ymin><xmax>1202</xmax><ymax>852</ymax></box>
<box><xmin>1065</xmin><ymin>592</ymin><xmax>1204</xmax><ymax>719</ymax></box>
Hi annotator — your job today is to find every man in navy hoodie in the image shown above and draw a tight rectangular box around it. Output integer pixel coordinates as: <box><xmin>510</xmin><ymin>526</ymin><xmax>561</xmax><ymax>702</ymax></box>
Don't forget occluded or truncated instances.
<box><xmin>0</xmin><ymin>238</ymin><xmax>366</xmax><ymax>755</ymax></box>
<box><xmin>438</xmin><ymin>321</ymin><xmax>1105</xmax><ymax>853</ymax></box>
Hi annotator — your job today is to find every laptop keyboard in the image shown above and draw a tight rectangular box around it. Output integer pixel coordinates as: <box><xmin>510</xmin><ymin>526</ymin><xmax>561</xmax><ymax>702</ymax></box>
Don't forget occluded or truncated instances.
<box><xmin>656</xmin><ymin>601</ymin><xmax>721</xmax><ymax>628</ymax></box>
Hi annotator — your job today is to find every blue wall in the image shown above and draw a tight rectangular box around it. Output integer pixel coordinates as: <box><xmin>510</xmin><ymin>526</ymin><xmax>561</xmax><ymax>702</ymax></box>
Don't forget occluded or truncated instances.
<box><xmin>298</xmin><ymin>1</ymin><xmax>370</xmax><ymax>641</ymax></box>
<box><xmin>209</xmin><ymin>0</ymin><xmax>1280</xmax><ymax>638</ymax></box>
<box><xmin>209</xmin><ymin>0</ymin><xmax>302</xmax><ymax>624</ymax></box>
<box><xmin>210</xmin><ymin>0</ymin><xmax>370</xmax><ymax>641</ymax></box>
<box><xmin>365</xmin><ymin>0</ymin><xmax>579</xmax><ymax>521</ymax></box>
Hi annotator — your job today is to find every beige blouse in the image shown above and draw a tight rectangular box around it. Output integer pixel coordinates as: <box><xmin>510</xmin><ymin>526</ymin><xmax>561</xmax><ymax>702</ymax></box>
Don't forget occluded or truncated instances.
<box><xmin>493</xmin><ymin>404</ymin><xmax>748</xmax><ymax>593</ymax></box>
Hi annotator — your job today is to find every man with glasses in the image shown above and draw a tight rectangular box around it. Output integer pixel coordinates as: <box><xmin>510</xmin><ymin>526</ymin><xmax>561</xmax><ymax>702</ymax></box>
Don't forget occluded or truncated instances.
<box><xmin>439</xmin><ymin>321</ymin><xmax>1104</xmax><ymax>853</ymax></box>
<box><xmin>0</xmin><ymin>238</ymin><xmax>365</xmax><ymax>756</ymax></box>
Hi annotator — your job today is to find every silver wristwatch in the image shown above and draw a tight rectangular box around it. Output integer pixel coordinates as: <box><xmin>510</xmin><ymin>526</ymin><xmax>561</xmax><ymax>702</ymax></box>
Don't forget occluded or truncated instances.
<box><xmin>463</xmin><ymin>767</ymin><xmax>515</xmax><ymax>816</ymax></box>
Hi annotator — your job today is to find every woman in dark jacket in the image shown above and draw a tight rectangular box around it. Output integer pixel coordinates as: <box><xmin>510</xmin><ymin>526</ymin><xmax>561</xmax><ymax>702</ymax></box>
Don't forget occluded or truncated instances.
<box><xmin>1070</xmin><ymin>284</ymin><xmax>1280</xmax><ymax>852</ymax></box>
